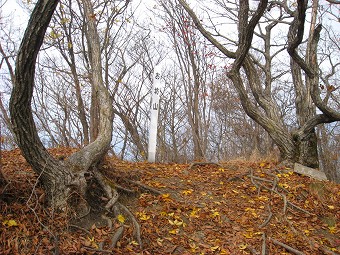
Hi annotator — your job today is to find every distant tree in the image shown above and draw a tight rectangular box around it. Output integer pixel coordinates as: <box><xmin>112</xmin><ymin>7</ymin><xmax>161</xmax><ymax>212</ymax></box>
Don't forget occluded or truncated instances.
<box><xmin>159</xmin><ymin>1</ymin><xmax>219</xmax><ymax>161</ymax></box>
<box><xmin>179</xmin><ymin>0</ymin><xmax>340</xmax><ymax>177</ymax></box>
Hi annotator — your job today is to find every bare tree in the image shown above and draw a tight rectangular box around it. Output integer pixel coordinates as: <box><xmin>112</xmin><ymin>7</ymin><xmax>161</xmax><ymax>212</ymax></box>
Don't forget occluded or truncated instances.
<box><xmin>9</xmin><ymin>2</ymin><xmax>141</xmax><ymax>245</ymax></box>
<box><xmin>178</xmin><ymin>0</ymin><xmax>339</xmax><ymax>176</ymax></box>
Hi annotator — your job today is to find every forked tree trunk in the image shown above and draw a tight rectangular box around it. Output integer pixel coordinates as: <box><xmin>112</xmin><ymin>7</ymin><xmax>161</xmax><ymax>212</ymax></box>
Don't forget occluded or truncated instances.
<box><xmin>294</xmin><ymin>130</ymin><xmax>319</xmax><ymax>168</ymax></box>
<box><xmin>9</xmin><ymin>0</ymin><xmax>114</xmax><ymax>211</ymax></box>
<box><xmin>276</xmin><ymin>130</ymin><xmax>318</xmax><ymax>168</ymax></box>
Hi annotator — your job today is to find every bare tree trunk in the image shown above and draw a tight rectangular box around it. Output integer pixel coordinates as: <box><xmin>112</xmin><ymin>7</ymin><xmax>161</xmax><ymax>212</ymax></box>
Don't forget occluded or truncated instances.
<box><xmin>9</xmin><ymin>0</ymin><xmax>114</xmax><ymax>211</ymax></box>
<box><xmin>179</xmin><ymin>0</ymin><xmax>339</xmax><ymax>170</ymax></box>
<box><xmin>89</xmin><ymin>76</ymin><xmax>100</xmax><ymax>142</ymax></box>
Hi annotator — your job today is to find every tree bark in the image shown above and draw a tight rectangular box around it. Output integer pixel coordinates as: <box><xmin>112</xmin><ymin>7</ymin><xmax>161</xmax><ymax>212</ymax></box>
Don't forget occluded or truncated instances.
<box><xmin>9</xmin><ymin>0</ymin><xmax>114</xmax><ymax>211</ymax></box>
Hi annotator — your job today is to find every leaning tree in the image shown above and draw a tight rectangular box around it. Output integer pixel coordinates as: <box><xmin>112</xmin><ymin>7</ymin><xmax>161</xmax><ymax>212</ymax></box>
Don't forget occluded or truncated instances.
<box><xmin>178</xmin><ymin>0</ymin><xmax>340</xmax><ymax>180</ymax></box>
<box><xmin>9</xmin><ymin>0</ymin><xmax>141</xmax><ymax>243</ymax></box>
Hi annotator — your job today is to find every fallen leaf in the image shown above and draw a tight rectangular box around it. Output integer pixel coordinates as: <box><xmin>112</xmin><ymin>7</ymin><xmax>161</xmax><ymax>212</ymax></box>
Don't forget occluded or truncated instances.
<box><xmin>3</xmin><ymin>220</ymin><xmax>18</xmax><ymax>227</ymax></box>
<box><xmin>117</xmin><ymin>214</ymin><xmax>125</xmax><ymax>223</ymax></box>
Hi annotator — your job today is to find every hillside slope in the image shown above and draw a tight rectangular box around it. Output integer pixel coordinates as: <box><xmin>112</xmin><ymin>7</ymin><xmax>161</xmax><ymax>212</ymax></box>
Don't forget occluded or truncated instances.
<box><xmin>1</xmin><ymin>148</ymin><xmax>339</xmax><ymax>254</ymax></box>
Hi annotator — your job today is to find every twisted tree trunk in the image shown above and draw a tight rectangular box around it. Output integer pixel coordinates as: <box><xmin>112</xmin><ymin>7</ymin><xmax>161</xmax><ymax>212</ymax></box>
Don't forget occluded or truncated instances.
<box><xmin>9</xmin><ymin>0</ymin><xmax>114</xmax><ymax>212</ymax></box>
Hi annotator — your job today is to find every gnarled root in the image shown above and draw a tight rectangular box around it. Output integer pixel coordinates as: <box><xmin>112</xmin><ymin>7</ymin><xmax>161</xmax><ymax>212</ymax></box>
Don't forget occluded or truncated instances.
<box><xmin>92</xmin><ymin>170</ymin><xmax>142</xmax><ymax>249</ymax></box>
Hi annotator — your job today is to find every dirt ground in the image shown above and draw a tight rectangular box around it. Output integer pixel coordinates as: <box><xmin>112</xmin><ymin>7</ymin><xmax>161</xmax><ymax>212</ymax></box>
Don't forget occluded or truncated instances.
<box><xmin>1</xmin><ymin>148</ymin><xmax>340</xmax><ymax>254</ymax></box>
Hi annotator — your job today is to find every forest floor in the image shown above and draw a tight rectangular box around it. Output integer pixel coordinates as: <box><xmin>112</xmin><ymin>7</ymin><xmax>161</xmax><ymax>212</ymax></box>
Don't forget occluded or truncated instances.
<box><xmin>0</xmin><ymin>148</ymin><xmax>340</xmax><ymax>255</ymax></box>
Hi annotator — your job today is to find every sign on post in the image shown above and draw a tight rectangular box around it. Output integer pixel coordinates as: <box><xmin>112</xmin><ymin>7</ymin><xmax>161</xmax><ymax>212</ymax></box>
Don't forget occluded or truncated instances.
<box><xmin>148</xmin><ymin>65</ymin><xmax>163</xmax><ymax>162</ymax></box>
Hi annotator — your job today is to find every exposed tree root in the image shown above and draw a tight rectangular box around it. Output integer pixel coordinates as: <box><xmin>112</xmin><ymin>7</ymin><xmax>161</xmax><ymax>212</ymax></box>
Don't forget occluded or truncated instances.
<box><xmin>110</xmin><ymin>225</ymin><xmax>124</xmax><ymax>248</ymax></box>
<box><xmin>118</xmin><ymin>202</ymin><xmax>142</xmax><ymax>247</ymax></box>
<box><xmin>269</xmin><ymin>237</ymin><xmax>305</xmax><ymax>255</ymax></box>
<box><xmin>128</xmin><ymin>180</ymin><xmax>164</xmax><ymax>196</ymax></box>
<box><xmin>247</xmin><ymin>168</ymin><xmax>322</xmax><ymax>254</ymax></box>
<box><xmin>246</xmin><ymin>245</ymin><xmax>260</xmax><ymax>255</ymax></box>
<box><xmin>226</xmin><ymin>172</ymin><xmax>248</xmax><ymax>182</ymax></box>
<box><xmin>114</xmin><ymin>183</ymin><xmax>136</xmax><ymax>195</ymax></box>
<box><xmin>83</xmin><ymin>246</ymin><xmax>114</xmax><ymax>254</ymax></box>
<box><xmin>259</xmin><ymin>205</ymin><xmax>273</xmax><ymax>228</ymax></box>
<box><xmin>101</xmin><ymin>170</ymin><xmax>164</xmax><ymax>196</ymax></box>
<box><xmin>261</xmin><ymin>233</ymin><xmax>266</xmax><ymax>255</ymax></box>
<box><xmin>286</xmin><ymin>217</ymin><xmax>340</xmax><ymax>255</ymax></box>
<box><xmin>187</xmin><ymin>161</ymin><xmax>223</xmax><ymax>170</ymax></box>
<box><xmin>66</xmin><ymin>167</ymin><xmax>146</xmax><ymax>251</ymax></box>
<box><xmin>68</xmin><ymin>224</ymin><xmax>92</xmax><ymax>237</ymax></box>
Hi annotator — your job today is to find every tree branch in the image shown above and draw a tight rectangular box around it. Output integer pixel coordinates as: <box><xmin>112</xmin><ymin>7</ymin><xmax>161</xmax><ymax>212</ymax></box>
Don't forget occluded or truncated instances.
<box><xmin>287</xmin><ymin>0</ymin><xmax>315</xmax><ymax>77</ymax></box>
<box><xmin>177</xmin><ymin>0</ymin><xmax>236</xmax><ymax>59</ymax></box>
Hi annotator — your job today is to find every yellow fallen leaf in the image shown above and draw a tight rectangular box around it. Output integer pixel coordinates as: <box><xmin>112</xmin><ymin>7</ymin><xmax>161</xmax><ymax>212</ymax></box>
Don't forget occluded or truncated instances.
<box><xmin>168</xmin><ymin>219</ymin><xmax>183</xmax><ymax>226</ymax></box>
<box><xmin>3</xmin><ymin>219</ymin><xmax>18</xmax><ymax>227</ymax></box>
<box><xmin>278</xmin><ymin>183</ymin><xmax>290</xmax><ymax>189</ymax></box>
<box><xmin>87</xmin><ymin>236</ymin><xmax>98</xmax><ymax>249</ymax></box>
<box><xmin>220</xmin><ymin>249</ymin><xmax>229</xmax><ymax>254</ymax></box>
<box><xmin>182</xmin><ymin>189</ymin><xmax>193</xmax><ymax>195</ymax></box>
<box><xmin>136</xmin><ymin>212</ymin><xmax>150</xmax><ymax>221</ymax></box>
<box><xmin>210</xmin><ymin>246</ymin><xmax>219</xmax><ymax>251</ymax></box>
<box><xmin>190</xmin><ymin>208</ymin><xmax>200</xmax><ymax>218</ymax></box>
<box><xmin>257</xmin><ymin>196</ymin><xmax>269</xmax><ymax>201</ymax></box>
<box><xmin>117</xmin><ymin>214</ymin><xmax>125</xmax><ymax>223</ymax></box>
<box><xmin>129</xmin><ymin>240</ymin><xmax>139</xmax><ymax>246</ymax></box>
<box><xmin>211</xmin><ymin>211</ymin><xmax>220</xmax><ymax>218</ymax></box>
<box><xmin>140</xmin><ymin>214</ymin><xmax>150</xmax><ymax>220</ymax></box>
<box><xmin>327</xmin><ymin>205</ymin><xmax>335</xmax><ymax>210</ymax></box>
<box><xmin>162</xmin><ymin>193</ymin><xmax>170</xmax><ymax>199</ymax></box>
<box><xmin>169</xmin><ymin>229</ymin><xmax>179</xmax><ymax>234</ymax></box>
<box><xmin>329</xmin><ymin>226</ymin><xmax>336</xmax><ymax>234</ymax></box>
<box><xmin>245</xmin><ymin>208</ymin><xmax>255</xmax><ymax>212</ymax></box>
<box><xmin>239</xmin><ymin>244</ymin><xmax>247</xmax><ymax>250</ymax></box>
<box><xmin>243</xmin><ymin>232</ymin><xmax>253</xmax><ymax>238</ymax></box>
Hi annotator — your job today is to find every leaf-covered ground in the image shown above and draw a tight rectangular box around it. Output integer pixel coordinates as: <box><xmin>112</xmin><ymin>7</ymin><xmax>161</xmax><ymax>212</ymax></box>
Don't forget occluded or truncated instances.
<box><xmin>1</xmin><ymin>148</ymin><xmax>339</xmax><ymax>254</ymax></box>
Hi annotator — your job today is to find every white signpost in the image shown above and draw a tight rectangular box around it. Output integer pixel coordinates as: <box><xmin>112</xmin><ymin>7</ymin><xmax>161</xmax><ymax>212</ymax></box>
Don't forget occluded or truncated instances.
<box><xmin>148</xmin><ymin>65</ymin><xmax>163</xmax><ymax>162</ymax></box>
